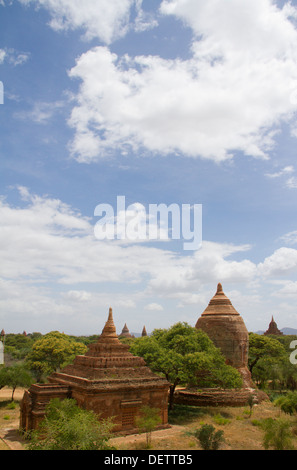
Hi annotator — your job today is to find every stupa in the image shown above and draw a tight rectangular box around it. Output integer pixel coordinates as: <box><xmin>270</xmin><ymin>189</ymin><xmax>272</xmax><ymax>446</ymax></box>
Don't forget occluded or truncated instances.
<box><xmin>195</xmin><ymin>283</ymin><xmax>251</xmax><ymax>385</ymax></box>
<box><xmin>20</xmin><ymin>308</ymin><xmax>169</xmax><ymax>433</ymax></box>
<box><xmin>195</xmin><ymin>283</ymin><xmax>251</xmax><ymax>386</ymax></box>
<box><xmin>174</xmin><ymin>283</ymin><xmax>268</xmax><ymax>407</ymax></box>
<box><xmin>264</xmin><ymin>316</ymin><xmax>283</xmax><ymax>336</ymax></box>
<box><xmin>118</xmin><ymin>323</ymin><xmax>134</xmax><ymax>339</ymax></box>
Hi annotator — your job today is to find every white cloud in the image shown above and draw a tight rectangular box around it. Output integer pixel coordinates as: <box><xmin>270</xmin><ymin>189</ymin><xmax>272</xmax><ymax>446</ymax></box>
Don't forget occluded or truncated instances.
<box><xmin>265</xmin><ymin>166</ymin><xmax>295</xmax><ymax>178</ymax></box>
<box><xmin>19</xmin><ymin>0</ymin><xmax>135</xmax><ymax>44</ymax></box>
<box><xmin>144</xmin><ymin>303</ymin><xmax>164</xmax><ymax>311</ymax></box>
<box><xmin>63</xmin><ymin>290</ymin><xmax>92</xmax><ymax>302</ymax></box>
<box><xmin>272</xmin><ymin>280</ymin><xmax>297</xmax><ymax>297</ymax></box>
<box><xmin>14</xmin><ymin>100</ymin><xmax>65</xmax><ymax>124</ymax></box>
<box><xmin>286</xmin><ymin>176</ymin><xmax>297</xmax><ymax>189</ymax></box>
<box><xmin>258</xmin><ymin>247</ymin><xmax>297</xmax><ymax>278</ymax></box>
<box><xmin>265</xmin><ymin>165</ymin><xmax>297</xmax><ymax>189</ymax></box>
<box><xmin>280</xmin><ymin>230</ymin><xmax>297</xmax><ymax>245</ymax></box>
<box><xmin>0</xmin><ymin>47</ymin><xmax>29</xmax><ymax>66</ymax></box>
<box><xmin>67</xmin><ymin>0</ymin><xmax>297</xmax><ymax>163</ymax></box>
<box><xmin>0</xmin><ymin>49</ymin><xmax>6</xmax><ymax>63</ymax></box>
<box><xmin>2</xmin><ymin>188</ymin><xmax>297</xmax><ymax>332</ymax></box>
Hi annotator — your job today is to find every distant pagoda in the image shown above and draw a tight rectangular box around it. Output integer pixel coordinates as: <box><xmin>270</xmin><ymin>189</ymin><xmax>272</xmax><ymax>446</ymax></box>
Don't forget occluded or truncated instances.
<box><xmin>141</xmin><ymin>326</ymin><xmax>148</xmax><ymax>337</ymax></box>
<box><xmin>118</xmin><ymin>323</ymin><xmax>134</xmax><ymax>339</ymax></box>
<box><xmin>264</xmin><ymin>316</ymin><xmax>283</xmax><ymax>336</ymax></box>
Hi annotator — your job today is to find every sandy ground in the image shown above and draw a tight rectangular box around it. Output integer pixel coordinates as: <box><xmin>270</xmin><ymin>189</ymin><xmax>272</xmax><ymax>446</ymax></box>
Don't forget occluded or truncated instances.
<box><xmin>0</xmin><ymin>388</ymin><xmax>26</xmax><ymax>450</ymax></box>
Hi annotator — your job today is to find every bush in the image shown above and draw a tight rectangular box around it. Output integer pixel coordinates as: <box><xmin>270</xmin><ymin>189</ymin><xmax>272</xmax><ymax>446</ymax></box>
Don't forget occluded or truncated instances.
<box><xmin>274</xmin><ymin>392</ymin><xmax>297</xmax><ymax>415</ymax></box>
<box><xmin>26</xmin><ymin>398</ymin><xmax>115</xmax><ymax>450</ymax></box>
<box><xmin>213</xmin><ymin>414</ymin><xmax>230</xmax><ymax>425</ymax></box>
<box><xmin>192</xmin><ymin>424</ymin><xmax>225</xmax><ymax>450</ymax></box>
<box><xmin>261</xmin><ymin>418</ymin><xmax>294</xmax><ymax>450</ymax></box>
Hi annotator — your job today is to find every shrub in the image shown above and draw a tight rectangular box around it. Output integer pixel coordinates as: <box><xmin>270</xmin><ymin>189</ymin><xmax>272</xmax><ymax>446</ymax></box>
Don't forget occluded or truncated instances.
<box><xmin>26</xmin><ymin>398</ymin><xmax>115</xmax><ymax>450</ymax></box>
<box><xmin>262</xmin><ymin>418</ymin><xmax>294</xmax><ymax>450</ymax></box>
<box><xmin>192</xmin><ymin>424</ymin><xmax>225</xmax><ymax>450</ymax></box>
<box><xmin>274</xmin><ymin>392</ymin><xmax>297</xmax><ymax>415</ymax></box>
<box><xmin>213</xmin><ymin>414</ymin><xmax>230</xmax><ymax>425</ymax></box>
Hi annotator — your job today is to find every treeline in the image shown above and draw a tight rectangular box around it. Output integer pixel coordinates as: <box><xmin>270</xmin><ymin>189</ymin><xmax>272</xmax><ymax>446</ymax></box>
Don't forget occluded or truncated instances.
<box><xmin>0</xmin><ymin>331</ymin><xmax>99</xmax><ymax>399</ymax></box>
<box><xmin>1</xmin><ymin>326</ymin><xmax>297</xmax><ymax>402</ymax></box>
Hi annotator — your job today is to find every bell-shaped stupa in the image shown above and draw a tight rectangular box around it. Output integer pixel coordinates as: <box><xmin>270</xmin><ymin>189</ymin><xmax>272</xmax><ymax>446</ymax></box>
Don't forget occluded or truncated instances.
<box><xmin>195</xmin><ymin>283</ymin><xmax>252</xmax><ymax>386</ymax></box>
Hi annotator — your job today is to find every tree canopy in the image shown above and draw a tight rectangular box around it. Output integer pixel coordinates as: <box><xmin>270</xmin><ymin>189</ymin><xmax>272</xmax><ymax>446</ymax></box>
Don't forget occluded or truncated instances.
<box><xmin>248</xmin><ymin>333</ymin><xmax>286</xmax><ymax>373</ymax></box>
<box><xmin>130</xmin><ymin>322</ymin><xmax>242</xmax><ymax>409</ymax></box>
<box><xmin>0</xmin><ymin>364</ymin><xmax>33</xmax><ymax>400</ymax></box>
<box><xmin>25</xmin><ymin>331</ymin><xmax>87</xmax><ymax>381</ymax></box>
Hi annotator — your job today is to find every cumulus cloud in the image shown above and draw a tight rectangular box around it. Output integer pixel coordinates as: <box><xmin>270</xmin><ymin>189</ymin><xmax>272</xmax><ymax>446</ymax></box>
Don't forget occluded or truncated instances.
<box><xmin>65</xmin><ymin>0</ymin><xmax>297</xmax><ymax>163</ymax></box>
<box><xmin>258</xmin><ymin>247</ymin><xmax>297</xmax><ymax>278</ymax></box>
<box><xmin>2</xmin><ymin>188</ymin><xmax>297</xmax><ymax>332</ymax></box>
<box><xmin>0</xmin><ymin>188</ymin><xmax>265</xmax><ymax>325</ymax></box>
<box><xmin>19</xmin><ymin>0</ymin><xmax>136</xmax><ymax>44</ymax></box>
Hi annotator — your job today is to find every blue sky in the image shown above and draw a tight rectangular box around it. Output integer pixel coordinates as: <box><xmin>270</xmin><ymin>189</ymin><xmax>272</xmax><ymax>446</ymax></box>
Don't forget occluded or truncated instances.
<box><xmin>1</xmin><ymin>0</ymin><xmax>297</xmax><ymax>335</ymax></box>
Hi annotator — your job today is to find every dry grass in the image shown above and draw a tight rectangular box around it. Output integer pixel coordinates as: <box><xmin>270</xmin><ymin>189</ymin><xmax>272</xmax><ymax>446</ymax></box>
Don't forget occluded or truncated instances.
<box><xmin>1</xmin><ymin>388</ymin><xmax>297</xmax><ymax>450</ymax></box>
<box><xmin>111</xmin><ymin>400</ymin><xmax>297</xmax><ymax>451</ymax></box>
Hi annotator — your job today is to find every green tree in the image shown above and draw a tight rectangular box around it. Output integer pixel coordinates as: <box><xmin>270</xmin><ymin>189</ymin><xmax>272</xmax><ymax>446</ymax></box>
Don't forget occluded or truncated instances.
<box><xmin>130</xmin><ymin>322</ymin><xmax>242</xmax><ymax>410</ymax></box>
<box><xmin>262</xmin><ymin>418</ymin><xmax>294</xmax><ymax>450</ymax></box>
<box><xmin>136</xmin><ymin>406</ymin><xmax>162</xmax><ymax>449</ymax></box>
<box><xmin>0</xmin><ymin>364</ymin><xmax>33</xmax><ymax>400</ymax></box>
<box><xmin>248</xmin><ymin>333</ymin><xmax>286</xmax><ymax>374</ymax></box>
<box><xmin>4</xmin><ymin>334</ymin><xmax>35</xmax><ymax>360</ymax></box>
<box><xmin>26</xmin><ymin>398</ymin><xmax>115</xmax><ymax>450</ymax></box>
<box><xmin>25</xmin><ymin>331</ymin><xmax>87</xmax><ymax>381</ymax></box>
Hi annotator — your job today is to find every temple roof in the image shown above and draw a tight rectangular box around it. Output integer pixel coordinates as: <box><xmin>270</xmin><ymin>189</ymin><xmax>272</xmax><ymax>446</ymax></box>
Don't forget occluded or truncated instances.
<box><xmin>99</xmin><ymin>307</ymin><xmax>119</xmax><ymax>343</ymax></box>
<box><xmin>200</xmin><ymin>283</ymin><xmax>240</xmax><ymax>316</ymax></box>
<box><xmin>48</xmin><ymin>308</ymin><xmax>169</xmax><ymax>390</ymax></box>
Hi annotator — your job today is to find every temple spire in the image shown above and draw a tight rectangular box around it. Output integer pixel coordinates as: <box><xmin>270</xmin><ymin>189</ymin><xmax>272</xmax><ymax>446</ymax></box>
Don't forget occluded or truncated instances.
<box><xmin>200</xmin><ymin>282</ymin><xmax>239</xmax><ymax>316</ymax></box>
<box><xmin>217</xmin><ymin>282</ymin><xmax>223</xmax><ymax>294</ymax></box>
<box><xmin>100</xmin><ymin>307</ymin><xmax>118</xmax><ymax>340</ymax></box>
<box><xmin>142</xmin><ymin>326</ymin><xmax>147</xmax><ymax>337</ymax></box>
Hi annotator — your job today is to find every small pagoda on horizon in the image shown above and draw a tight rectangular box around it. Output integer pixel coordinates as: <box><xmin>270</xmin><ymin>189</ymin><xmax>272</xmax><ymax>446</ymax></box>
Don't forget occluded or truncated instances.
<box><xmin>264</xmin><ymin>316</ymin><xmax>283</xmax><ymax>336</ymax></box>
<box><xmin>118</xmin><ymin>323</ymin><xmax>135</xmax><ymax>339</ymax></box>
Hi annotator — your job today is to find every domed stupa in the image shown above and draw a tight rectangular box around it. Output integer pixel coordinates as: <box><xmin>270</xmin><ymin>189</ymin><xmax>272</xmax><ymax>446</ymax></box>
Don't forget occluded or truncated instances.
<box><xmin>195</xmin><ymin>283</ymin><xmax>252</xmax><ymax>387</ymax></box>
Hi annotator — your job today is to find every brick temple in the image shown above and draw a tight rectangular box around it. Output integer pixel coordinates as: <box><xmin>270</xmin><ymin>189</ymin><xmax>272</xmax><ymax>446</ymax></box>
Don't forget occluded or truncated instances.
<box><xmin>20</xmin><ymin>308</ymin><xmax>169</xmax><ymax>433</ymax></box>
